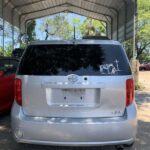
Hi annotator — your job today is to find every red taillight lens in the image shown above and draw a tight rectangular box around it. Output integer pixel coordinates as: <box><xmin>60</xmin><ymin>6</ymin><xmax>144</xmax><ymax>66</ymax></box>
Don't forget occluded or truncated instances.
<box><xmin>15</xmin><ymin>78</ymin><xmax>22</xmax><ymax>106</ymax></box>
<box><xmin>126</xmin><ymin>79</ymin><xmax>134</xmax><ymax>106</ymax></box>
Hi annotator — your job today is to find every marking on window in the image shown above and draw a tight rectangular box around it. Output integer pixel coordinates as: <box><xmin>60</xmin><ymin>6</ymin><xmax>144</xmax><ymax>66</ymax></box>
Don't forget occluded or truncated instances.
<box><xmin>99</xmin><ymin>59</ymin><xmax>120</xmax><ymax>75</ymax></box>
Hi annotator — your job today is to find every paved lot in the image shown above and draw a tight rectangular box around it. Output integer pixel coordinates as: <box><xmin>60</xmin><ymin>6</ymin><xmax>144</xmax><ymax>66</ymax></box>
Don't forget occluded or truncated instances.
<box><xmin>0</xmin><ymin>91</ymin><xmax>150</xmax><ymax>150</ymax></box>
<box><xmin>139</xmin><ymin>71</ymin><xmax>150</xmax><ymax>90</ymax></box>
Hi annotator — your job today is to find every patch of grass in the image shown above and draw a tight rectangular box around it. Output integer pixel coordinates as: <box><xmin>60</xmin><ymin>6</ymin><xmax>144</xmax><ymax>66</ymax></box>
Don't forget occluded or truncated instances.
<box><xmin>135</xmin><ymin>81</ymin><xmax>145</xmax><ymax>90</ymax></box>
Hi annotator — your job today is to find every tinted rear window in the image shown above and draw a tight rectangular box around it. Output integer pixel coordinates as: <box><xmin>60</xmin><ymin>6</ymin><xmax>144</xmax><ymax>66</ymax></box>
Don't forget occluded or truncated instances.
<box><xmin>18</xmin><ymin>44</ymin><xmax>131</xmax><ymax>76</ymax></box>
<box><xmin>0</xmin><ymin>59</ymin><xmax>18</xmax><ymax>75</ymax></box>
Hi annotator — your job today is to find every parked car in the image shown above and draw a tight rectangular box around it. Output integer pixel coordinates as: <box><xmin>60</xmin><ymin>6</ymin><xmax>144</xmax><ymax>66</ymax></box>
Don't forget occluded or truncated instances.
<box><xmin>12</xmin><ymin>48</ymin><xmax>25</xmax><ymax>58</ymax></box>
<box><xmin>139</xmin><ymin>62</ymin><xmax>150</xmax><ymax>71</ymax></box>
<box><xmin>0</xmin><ymin>57</ymin><xmax>19</xmax><ymax>113</ymax></box>
<box><xmin>11</xmin><ymin>40</ymin><xmax>137</xmax><ymax>149</ymax></box>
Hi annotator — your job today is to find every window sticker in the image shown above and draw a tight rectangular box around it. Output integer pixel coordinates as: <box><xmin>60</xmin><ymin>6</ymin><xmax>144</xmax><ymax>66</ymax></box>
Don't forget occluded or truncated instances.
<box><xmin>99</xmin><ymin>59</ymin><xmax>120</xmax><ymax>75</ymax></box>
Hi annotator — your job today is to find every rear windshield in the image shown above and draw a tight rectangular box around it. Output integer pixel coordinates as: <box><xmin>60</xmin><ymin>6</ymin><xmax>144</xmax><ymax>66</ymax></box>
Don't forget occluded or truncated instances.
<box><xmin>18</xmin><ymin>44</ymin><xmax>131</xmax><ymax>76</ymax></box>
<box><xmin>0</xmin><ymin>59</ymin><xmax>18</xmax><ymax>75</ymax></box>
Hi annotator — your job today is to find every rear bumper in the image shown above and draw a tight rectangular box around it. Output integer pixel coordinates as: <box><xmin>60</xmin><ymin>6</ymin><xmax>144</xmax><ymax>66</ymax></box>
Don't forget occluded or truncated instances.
<box><xmin>11</xmin><ymin>102</ymin><xmax>137</xmax><ymax>146</ymax></box>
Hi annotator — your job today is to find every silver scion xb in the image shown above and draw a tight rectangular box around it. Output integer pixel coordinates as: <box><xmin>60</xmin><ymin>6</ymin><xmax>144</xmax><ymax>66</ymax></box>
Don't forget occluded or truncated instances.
<box><xmin>11</xmin><ymin>40</ymin><xmax>137</xmax><ymax>149</ymax></box>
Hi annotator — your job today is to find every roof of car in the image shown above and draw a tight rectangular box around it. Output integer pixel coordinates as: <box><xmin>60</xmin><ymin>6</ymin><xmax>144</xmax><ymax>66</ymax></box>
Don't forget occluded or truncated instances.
<box><xmin>30</xmin><ymin>40</ymin><xmax>121</xmax><ymax>46</ymax></box>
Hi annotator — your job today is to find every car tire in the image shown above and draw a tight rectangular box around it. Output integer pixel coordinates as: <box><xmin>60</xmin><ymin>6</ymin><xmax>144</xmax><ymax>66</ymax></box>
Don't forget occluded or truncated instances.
<box><xmin>115</xmin><ymin>142</ymin><xmax>135</xmax><ymax>150</ymax></box>
<box><xmin>124</xmin><ymin>142</ymin><xmax>135</xmax><ymax>150</ymax></box>
<box><xmin>142</xmin><ymin>68</ymin><xmax>146</xmax><ymax>71</ymax></box>
<box><xmin>115</xmin><ymin>145</ymin><xmax>125</xmax><ymax>150</ymax></box>
<box><xmin>17</xmin><ymin>143</ymin><xmax>29</xmax><ymax>148</ymax></box>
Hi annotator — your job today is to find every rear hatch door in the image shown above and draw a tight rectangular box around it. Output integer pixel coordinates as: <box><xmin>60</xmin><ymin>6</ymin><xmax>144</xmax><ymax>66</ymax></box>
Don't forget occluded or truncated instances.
<box><xmin>17</xmin><ymin>43</ymin><xmax>132</xmax><ymax>118</ymax></box>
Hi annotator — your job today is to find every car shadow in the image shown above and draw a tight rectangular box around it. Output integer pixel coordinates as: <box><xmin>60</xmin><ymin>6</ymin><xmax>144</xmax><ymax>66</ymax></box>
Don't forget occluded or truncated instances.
<box><xmin>135</xmin><ymin>91</ymin><xmax>150</xmax><ymax>106</ymax></box>
<box><xmin>135</xmin><ymin>120</ymin><xmax>150</xmax><ymax>150</ymax></box>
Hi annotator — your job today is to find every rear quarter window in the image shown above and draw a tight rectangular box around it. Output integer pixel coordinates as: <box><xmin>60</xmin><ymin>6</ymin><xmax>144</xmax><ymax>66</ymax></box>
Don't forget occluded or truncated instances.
<box><xmin>18</xmin><ymin>44</ymin><xmax>131</xmax><ymax>76</ymax></box>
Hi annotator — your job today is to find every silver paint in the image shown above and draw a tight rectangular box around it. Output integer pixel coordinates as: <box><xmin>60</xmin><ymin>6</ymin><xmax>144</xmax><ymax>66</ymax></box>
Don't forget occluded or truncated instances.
<box><xmin>11</xmin><ymin>40</ymin><xmax>137</xmax><ymax>146</ymax></box>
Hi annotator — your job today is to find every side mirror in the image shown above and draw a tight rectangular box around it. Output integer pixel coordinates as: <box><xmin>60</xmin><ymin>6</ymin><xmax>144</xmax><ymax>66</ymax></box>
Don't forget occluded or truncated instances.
<box><xmin>0</xmin><ymin>71</ymin><xmax>4</xmax><ymax>77</ymax></box>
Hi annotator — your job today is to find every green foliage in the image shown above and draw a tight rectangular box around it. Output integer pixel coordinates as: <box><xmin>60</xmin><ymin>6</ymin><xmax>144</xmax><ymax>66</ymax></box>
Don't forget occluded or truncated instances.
<box><xmin>40</xmin><ymin>13</ymin><xmax>106</xmax><ymax>40</ymax></box>
<box><xmin>27</xmin><ymin>20</ymin><xmax>36</xmax><ymax>41</ymax></box>
<box><xmin>135</xmin><ymin>81</ymin><xmax>144</xmax><ymax>90</ymax></box>
<box><xmin>0</xmin><ymin>47</ymin><xmax>4</xmax><ymax>56</ymax></box>
<box><xmin>80</xmin><ymin>18</ymin><xmax>106</xmax><ymax>37</ymax></box>
<box><xmin>124</xmin><ymin>39</ymin><xmax>133</xmax><ymax>60</ymax></box>
<box><xmin>136</xmin><ymin>0</ymin><xmax>150</xmax><ymax>57</ymax></box>
<box><xmin>0</xmin><ymin>44</ymin><xmax>13</xmax><ymax>57</ymax></box>
<box><xmin>124</xmin><ymin>0</ymin><xmax>150</xmax><ymax>61</ymax></box>
<box><xmin>40</xmin><ymin>14</ymin><xmax>73</xmax><ymax>40</ymax></box>
<box><xmin>20</xmin><ymin>43</ymin><xmax>27</xmax><ymax>49</ymax></box>
<box><xmin>18</xmin><ymin>20</ymin><xmax>36</xmax><ymax>47</ymax></box>
<box><xmin>138</xmin><ymin>53</ymin><xmax>150</xmax><ymax>63</ymax></box>
<box><xmin>72</xmin><ymin>17</ymin><xmax>82</xmax><ymax>38</ymax></box>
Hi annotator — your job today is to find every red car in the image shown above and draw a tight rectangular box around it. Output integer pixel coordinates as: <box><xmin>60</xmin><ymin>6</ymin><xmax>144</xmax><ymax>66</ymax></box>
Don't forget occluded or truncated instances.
<box><xmin>0</xmin><ymin>57</ymin><xmax>19</xmax><ymax>113</ymax></box>
<box><xmin>139</xmin><ymin>62</ymin><xmax>150</xmax><ymax>71</ymax></box>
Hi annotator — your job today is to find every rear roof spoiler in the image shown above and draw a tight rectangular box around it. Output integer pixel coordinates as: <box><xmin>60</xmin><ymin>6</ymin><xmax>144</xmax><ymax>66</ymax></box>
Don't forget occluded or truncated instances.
<box><xmin>82</xmin><ymin>36</ymin><xmax>110</xmax><ymax>40</ymax></box>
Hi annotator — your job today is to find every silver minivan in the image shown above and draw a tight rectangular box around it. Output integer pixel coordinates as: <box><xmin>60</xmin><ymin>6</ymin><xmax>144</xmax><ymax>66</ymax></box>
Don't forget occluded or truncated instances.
<box><xmin>11</xmin><ymin>40</ymin><xmax>137</xmax><ymax>149</ymax></box>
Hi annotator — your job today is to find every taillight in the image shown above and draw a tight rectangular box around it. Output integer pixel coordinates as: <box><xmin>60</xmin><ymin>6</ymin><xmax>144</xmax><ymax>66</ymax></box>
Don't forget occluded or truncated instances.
<box><xmin>126</xmin><ymin>79</ymin><xmax>134</xmax><ymax>106</ymax></box>
<box><xmin>15</xmin><ymin>78</ymin><xmax>22</xmax><ymax>106</ymax></box>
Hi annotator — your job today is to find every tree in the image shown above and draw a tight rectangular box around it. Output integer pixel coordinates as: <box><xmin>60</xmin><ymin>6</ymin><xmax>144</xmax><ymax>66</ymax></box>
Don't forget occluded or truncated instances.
<box><xmin>124</xmin><ymin>0</ymin><xmax>150</xmax><ymax>61</ymax></box>
<box><xmin>17</xmin><ymin>20</ymin><xmax>36</xmax><ymax>48</ymax></box>
<box><xmin>136</xmin><ymin>0</ymin><xmax>150</xmax><ymax>58</ymax></box>
<box><xmin>40</xmin><ymin>13</ymin><xmax>106</xmax><ymax>40</ymax></box>
<box><xmin>72</xmin><ymin>17</ymin><xmax>82</xmax><ymax>39</ymax></box>
<box><xmin>80</xmin><ymin>18</ymin><xmax>106</xmax><ymax>37</ymax></box>
<box><xmin>0</xmin><ymin>44</ymin><xmax>13</xmax><ymax>57</ymax></box>
<box><xmin>26</xmin><ymin>20</ymin><xmax>36</xmax><ymax>41</ymax></box>
<box><xmin>0</xmin><ymin>47</ymin><xmax>3</xmax><ymax>56</ymax></box>
<box><xmin>124</xmin><ymin>39</ymin><xmax>133</xmax><ymax>60</ymax></box>
<box><xmin>41</xmin><ymin>14</ymin><xmax>73</xmax><ymax>40</ymax></box>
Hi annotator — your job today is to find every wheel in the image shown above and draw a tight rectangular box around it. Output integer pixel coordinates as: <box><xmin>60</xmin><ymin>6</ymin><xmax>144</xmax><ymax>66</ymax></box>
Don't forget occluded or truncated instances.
<box><xmin>141</xmin><ymin>68</ymin><xmax>146</xmax><ymax>71</ymax></box>
<box><xmin>124</xmin><ymin>142</ymin><xmax>135</xmax><ymax>150</ymax></box>
<box><xmin>115</xmin><ymin>145</ymin><xmax>125</xmax><ymax>150</ymax></box>
<box><xmin>115</xmin><ymin>142</ymin><xmax>135</xmax><ymax>150</ymax></box>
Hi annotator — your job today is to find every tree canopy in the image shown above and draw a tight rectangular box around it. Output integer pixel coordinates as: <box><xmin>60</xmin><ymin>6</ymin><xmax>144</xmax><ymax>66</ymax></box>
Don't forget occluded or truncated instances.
<box><xmin>80</xmin><ymin>18</ymin><xmax>106</xmax><ymax>37</ymax></box>
<box><xmin>124</xmin><ymin>0</ymin><xmax>150</xmax><ymax>61</ymax></box>
<box><xmin>39</xmin><ymin>13</ymin><xmax>106</xmax><ymax>40</ymax></box>
<box><xmin>26</xmin><ymin>20</ymin><xmax>36</xmax><ymax>42</ymax></box>
<box><xmin>136</xmin><ymin>0</ymin><xmax>150</xmax><ymax>58</ymax></box>
<box><xmin>40</xmin><ymin>14</ymin><xmax>73</xmax><ymax>40</ymax></box>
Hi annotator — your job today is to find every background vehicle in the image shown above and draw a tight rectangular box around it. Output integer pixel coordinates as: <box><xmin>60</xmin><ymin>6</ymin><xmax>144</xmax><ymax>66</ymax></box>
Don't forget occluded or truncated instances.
<box><xmin>139</xmin><ymin>62</ymin><xmax>150</xmax><ymax>71</ymax></box>
<box><xmin>0</xmin><ymin>57</ymin><xmax>19</xmax><ymax>113</ymax></box>
<box><xmin>12</xmin><ymin>48</ymin><xmax>24</xmax><ymax>58</ymax></box>
<box><xmin>12</xmin><ymin>40</ymin><xmax>137</xmax><ymax>149</ymax></box>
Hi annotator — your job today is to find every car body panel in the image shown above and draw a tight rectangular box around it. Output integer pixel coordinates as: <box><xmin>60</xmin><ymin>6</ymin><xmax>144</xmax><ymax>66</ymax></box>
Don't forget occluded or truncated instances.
<box><xmin>0</xmin><ymin>58</ymin><xmax>18</xmax><ymax>113</ymax></box>
<box><xmin>0</xmin><ymin>74</ymin><xmax>15</xmax><ymax>112</ymax></box>
<box><xmin>139</xmin><ymin>63</ymin><xmax>150</xmax><ymax>71</ymax></box>
<box><xmin>11</xmin><ymin>101</ymin><xmax>137</xmax><ymax>146</ymax></box>
<box><xmin>17</xmin><ymin>75</ymin><xmax>132</xmax><ymax>118</ymax></box>
<box><xmin>11</xmin><ymin>40</ymin><xmax>137</xmax><ymax>146</ymax></box>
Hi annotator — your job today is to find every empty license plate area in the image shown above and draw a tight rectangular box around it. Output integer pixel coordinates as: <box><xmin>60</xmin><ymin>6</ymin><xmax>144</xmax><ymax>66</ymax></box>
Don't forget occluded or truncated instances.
<box><xmin>46</xmin><ymin>88</ymin><xmax>100</xmax><ymax>107</ymax></box>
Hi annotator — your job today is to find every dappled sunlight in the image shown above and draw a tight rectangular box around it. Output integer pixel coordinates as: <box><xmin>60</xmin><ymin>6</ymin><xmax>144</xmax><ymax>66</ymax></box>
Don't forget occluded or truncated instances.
<box><xmin>0</xmin><ymin>125</ymin><xmax>8</xmax><ymax>132</ymax></box>
<box><xmin>135</xmin><ymin>91</ymin><xmax>150</xmax><ymax>122</ymax></box>
<box><xmin>137</xmin><ymin>102</ymin><xmax>150</xmax><ymax>122</ymax></box>
<box><xmin>136</xmin><ymin>137</ymin><xmax>147</xmax><ymax>146</ymax></box>
<box><xmin>139</xmin><ymin>72</ymin><xmax>150</xmax><ymax>91</ymax></box>
<box><xmin>135</xmin><ymin>120</ymin><xmax>150</xmax><ymax>150</ymax></box>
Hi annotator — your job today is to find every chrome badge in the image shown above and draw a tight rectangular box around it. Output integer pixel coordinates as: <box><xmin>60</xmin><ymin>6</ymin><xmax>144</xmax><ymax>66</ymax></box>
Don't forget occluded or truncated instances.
<box><xmin>68</xmin><ymin>74</ymin><xmax>78</xmax><ymax>83</ymax></box>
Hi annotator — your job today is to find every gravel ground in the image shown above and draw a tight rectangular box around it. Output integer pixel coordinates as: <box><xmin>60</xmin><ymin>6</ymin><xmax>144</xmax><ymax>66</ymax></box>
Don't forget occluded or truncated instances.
<box><xmin>0</xmin><ymin>91</ymin><xmax>150</xmax><ymax>150</ymax></box>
